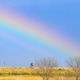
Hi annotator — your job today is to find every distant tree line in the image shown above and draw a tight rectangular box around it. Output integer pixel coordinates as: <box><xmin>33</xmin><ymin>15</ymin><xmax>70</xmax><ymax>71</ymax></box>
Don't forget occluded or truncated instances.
<box><xmin>30</xmin><ymin>56</ymin><xmax>80</xmax><ymax>80</ymax></box>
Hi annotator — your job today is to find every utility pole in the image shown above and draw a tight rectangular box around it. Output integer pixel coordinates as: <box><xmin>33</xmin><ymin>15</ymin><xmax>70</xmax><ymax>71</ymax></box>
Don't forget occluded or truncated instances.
<box><xmin>4</xmin><ymin>61</ymin><xmax>5</xmax><ymax>67</ymax></box>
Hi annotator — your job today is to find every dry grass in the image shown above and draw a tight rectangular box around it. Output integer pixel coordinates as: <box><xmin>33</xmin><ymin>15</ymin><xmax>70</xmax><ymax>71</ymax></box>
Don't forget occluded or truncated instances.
<box><xmin>0</xmin><ymin>76</ymin><xmax>78</xmax><ymax>80</ymax></box>
<box><xmin>0</xmin><ymin>76</ymin><xmax>42</xmax><ymax>80</ymax></box>
<box><xmin>0</xmin><ymin>68</ymin><xmax>79</xmax><ymax>80</ymax></box>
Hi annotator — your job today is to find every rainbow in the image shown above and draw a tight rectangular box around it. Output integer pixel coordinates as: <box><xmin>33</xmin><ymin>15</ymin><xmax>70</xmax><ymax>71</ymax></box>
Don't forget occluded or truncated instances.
<box><xmin>0</xmin><ymin>7</ymin><xmax>80</xmax><ymax>57</ymax></box>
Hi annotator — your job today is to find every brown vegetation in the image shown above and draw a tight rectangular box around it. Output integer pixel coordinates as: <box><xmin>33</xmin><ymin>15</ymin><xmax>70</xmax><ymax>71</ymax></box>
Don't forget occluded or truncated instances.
<box><xmin>0</xmin><ymin>68</ymin><xmax>79</xmax><ymax>80</ymax></box>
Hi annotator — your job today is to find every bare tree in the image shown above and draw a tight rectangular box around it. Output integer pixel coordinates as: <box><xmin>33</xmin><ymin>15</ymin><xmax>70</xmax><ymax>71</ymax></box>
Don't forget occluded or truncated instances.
<box><xmin>66</xmin><ymin>56</ymin><xmax>80</xmax><ymax>80</ymax></box>
<box><xmin>34</xmin><ymin>57</ymin><xmax>59</xmax><ymax>80</ymax></box>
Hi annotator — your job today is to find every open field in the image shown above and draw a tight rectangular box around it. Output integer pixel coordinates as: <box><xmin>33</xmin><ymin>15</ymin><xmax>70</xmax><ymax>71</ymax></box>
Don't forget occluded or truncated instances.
<box><xmin>0</xmin><ymin>68</ymin><xmax>79</xmax><ymax>80</ymax></box>
<box><xmin>0</xmin><ymin>76</ymin><xmax>42</xmax><ymax>80</ymax></box>
<box><xmin>0</xmin><ymin>76</ymin><xmax>78</xmax><ymax>80</ymax></box>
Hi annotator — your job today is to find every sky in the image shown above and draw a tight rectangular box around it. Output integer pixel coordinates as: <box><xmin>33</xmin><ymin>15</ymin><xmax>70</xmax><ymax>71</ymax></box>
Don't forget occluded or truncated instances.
<box><xmin>0</xmin><ymin>0</ymin><xmax>80</xmax><ymax>67</ymax></box>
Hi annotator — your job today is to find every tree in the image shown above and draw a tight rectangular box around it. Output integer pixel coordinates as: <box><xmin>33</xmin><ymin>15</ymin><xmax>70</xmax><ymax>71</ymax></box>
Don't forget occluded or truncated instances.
<box><xmin>30</xmin><ymin>63</ymin><xmax>34</xmax><ymax>68</ymax></box>
<box><xmin>66</xmin><ymin>56</ymin><xmax>80</xmax><ymax>80</ymax></box>
<box><xmin>34</xmin><ymin>57</ymin><xmax>58</xmax><ymax>80</ymax></box>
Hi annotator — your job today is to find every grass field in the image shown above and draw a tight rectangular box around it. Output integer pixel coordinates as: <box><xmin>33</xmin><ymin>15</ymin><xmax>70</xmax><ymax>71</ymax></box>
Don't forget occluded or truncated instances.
<box><xmin>0</xmin><ymin>68</ymin><xmax>79</xmax><ymax>80</ymax></box>
<box><xmin>0</xmin><ymin>76</ymin><xmax>77</xmax><ymax>80</ymax></box>
<box><xmin>0</xmin><ymin>76</ymin><xmax>42</xmax><ymax>80</ymax></box>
